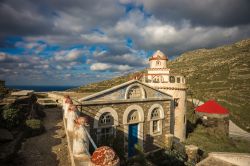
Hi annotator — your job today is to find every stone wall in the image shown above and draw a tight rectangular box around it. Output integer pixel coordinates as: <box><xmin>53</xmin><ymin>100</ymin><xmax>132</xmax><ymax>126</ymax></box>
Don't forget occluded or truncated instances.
<box><xmin>196</xmin><ymin>112</ymin><xmax>229</xmax><ymax>134</ymax></box>
<box><xmin>79</xmin><ymin>100</ymin><xmax>171</xmax><ymax>155</ymax></box>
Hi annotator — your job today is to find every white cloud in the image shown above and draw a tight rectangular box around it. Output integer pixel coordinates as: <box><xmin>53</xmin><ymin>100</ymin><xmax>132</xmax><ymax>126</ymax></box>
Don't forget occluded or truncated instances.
<box><xmin>90</xmin><ymin>63</ymin><xmax>111</xmax><ymax>71</ymax></box>
<box><xmin>90</xmin><ymin>62</ymin><xmax>133</xmax><ymax>71</ymax></box>
<box><xmin>113</xmin><ymin>10</ymin><xmax>250</xmax><ymax>52</ymax></box>
<box><xmin>116</xmin><ymin>64</ymin><xmax>133</xmax><ymax>71</ymax></box>
<box><xmin>81</xmin><ymin>33</ymin><xmax>117</xmax><ymax>44</ymax></box>
<box><xmin>54</xmin><ymin>48</ymin><xmax>83</xmax><ymax>62</ymax></box>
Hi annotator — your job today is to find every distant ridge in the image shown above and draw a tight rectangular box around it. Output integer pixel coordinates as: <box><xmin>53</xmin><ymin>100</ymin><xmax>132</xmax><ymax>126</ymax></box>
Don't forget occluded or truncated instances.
<box><xmin>72</xmin><ymin>39</ymin><xmax>250</xmax><ymax>131</ymax></box>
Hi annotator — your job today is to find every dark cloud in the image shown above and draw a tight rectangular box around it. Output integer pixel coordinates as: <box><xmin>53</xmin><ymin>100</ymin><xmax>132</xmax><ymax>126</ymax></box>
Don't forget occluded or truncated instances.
<box><xmin>92</xmin><ymin>52</ymin><xmax>147</xmax><ymax>67</ymax></box>
<box><xmin>0</xmin><ymin>0</ymin><xmax>124</xmax><ymax>38</ymax></box>
<box><xmin>0</xmin><ymin>1</ymin><xmax>56</xmax><ymax>37</ymax></box>
<box><xmin>135</xmin><ymin>0</ymin><xmax>250</xmax><ymax>27</ymax></box>
<box><xmin>0</xmin><ymin>0</ymin><xmax>250</xmax><ymax>85</ymax></box>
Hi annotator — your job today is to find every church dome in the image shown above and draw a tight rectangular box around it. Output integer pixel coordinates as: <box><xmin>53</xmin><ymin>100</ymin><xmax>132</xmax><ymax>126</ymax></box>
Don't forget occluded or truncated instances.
<box><xmin>149</xmin><ymin>50</ymin><xmax>168</xmax><ymax>61</ymax></box>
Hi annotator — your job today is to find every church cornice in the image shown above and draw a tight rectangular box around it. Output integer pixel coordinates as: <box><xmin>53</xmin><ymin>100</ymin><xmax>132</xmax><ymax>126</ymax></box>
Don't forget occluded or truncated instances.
<box><xmin>154</xmin><ymin>86</ymin><xmax>188</xmax><ymax>90</ymax></box>
<box><xmin>149</xmin><ymin>57</ymin><xmax>168</xmax><ymax>61</ymax></box>
<box><xmin>147</xmin><ymin>68</ymin><xmax>170</xmax><ymax>70</ymax></box>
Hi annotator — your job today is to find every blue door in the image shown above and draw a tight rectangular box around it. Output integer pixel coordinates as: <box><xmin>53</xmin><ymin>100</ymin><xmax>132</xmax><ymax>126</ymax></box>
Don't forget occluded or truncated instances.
<box><xmin>128</xmin><ymin>124</ymin><xmax>138</xmax><ymax>157</ymax></box>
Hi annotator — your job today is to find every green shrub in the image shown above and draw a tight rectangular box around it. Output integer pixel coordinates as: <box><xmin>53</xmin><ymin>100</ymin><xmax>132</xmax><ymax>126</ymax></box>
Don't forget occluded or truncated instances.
<box><xmin>2</xmin><ymin>107</ymin><xmax>20</xmax><ymax>129</ymax></box>
<box><xmin>25</xmin><ymin>119</ymin><xmax>44</xmax><ymax>137</ymax></box>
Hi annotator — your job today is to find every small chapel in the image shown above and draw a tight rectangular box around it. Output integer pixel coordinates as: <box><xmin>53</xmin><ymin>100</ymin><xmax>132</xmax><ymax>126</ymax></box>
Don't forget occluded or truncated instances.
<box><xmin>77</xmin><ymin>50</ymin><xmax>187</xmax><ymax>157</ymax></box>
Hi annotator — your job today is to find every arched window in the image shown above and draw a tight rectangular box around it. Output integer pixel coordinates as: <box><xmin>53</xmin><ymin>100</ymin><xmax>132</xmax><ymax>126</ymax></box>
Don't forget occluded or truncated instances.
<box><xmin>153</xmin><ymin>76</ymin><xmax>160</xmax><ymax>83</ymax></box>
<box><xmin>128</xmin><ymin>109</ymin><xmax>139</xmax><ymax>123</ymax></box>
<box><xmin>177</xmin><ymin>77</ymin><xmax>181</xmax><ymax>83</ymax></box>
<box><xmin>127</xmin><ymin>86</ymin><xmax>141</xmax><ymax>99</ymax></box>
<box><xmin>151</xmin><ymin>108</ymin><xmax>159</xmax><ymax>119</ymax></box>
<box><xmin>97</xmin><ymin>112</ymin><xmax>114</xmax><ymax>146</ymax></box>
<box><xmin>151</xmin><ymin>108</ymin><xmax>161</xmax><ymax>133</ymax></box>
<box><xmin>99</xmin><ymin>112</ymin><xmax>114</xmax><ymax>126</ymax></box>
<box><xmin>170</xmin><ymin>76</ymin><xmax>175</xmax><ymax>83</ymax></box>
<box><xmin>156</xmin><ymin>60</ymin><xmax>161</xmax><ymax>65</ymax></box>
<box><xmin>148</xmin><ymin>105</ymin><xmax>164</xmax><ymax>136</ymax></box>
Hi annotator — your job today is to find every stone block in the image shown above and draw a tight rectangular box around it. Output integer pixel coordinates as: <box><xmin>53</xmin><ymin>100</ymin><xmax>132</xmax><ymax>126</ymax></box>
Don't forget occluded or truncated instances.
<box><xmin>164</xmin><ymin>134</ymin><xmax>174</xmax><ymax>149</ymax></box>
<box><xmin>185</xmin><ymin>144</ymin><xmax>199</xmax><ymax>163</ymax></box>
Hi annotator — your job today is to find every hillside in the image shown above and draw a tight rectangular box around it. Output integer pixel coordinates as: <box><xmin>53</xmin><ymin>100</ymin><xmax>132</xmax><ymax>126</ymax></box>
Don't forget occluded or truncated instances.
<box><xmin>71</xmin><ymin>39</ymin><xmax>250</xmax><ymax>131</ymax></box>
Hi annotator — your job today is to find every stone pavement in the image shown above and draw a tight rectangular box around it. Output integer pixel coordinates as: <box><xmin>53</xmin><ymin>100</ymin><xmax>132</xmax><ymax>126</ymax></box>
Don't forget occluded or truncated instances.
<box><xmin>17</xmin><ymin>108</ymin><xmax>71</xmax><ymax>166</ymax></box>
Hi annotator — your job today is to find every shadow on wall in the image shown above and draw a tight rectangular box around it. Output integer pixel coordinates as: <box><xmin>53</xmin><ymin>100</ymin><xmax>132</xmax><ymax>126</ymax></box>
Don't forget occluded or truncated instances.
<box><xmin>77</xmin><ymin>110</ymin><xmax>186</xmax><ymax>166</ymax></box>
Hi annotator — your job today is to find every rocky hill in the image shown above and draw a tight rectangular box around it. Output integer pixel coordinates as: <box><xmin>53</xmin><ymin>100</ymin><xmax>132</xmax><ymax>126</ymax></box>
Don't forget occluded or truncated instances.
<box><xmin>72</xmin><ymin>39</ymin><xmax>250</xmax><ymax>131</ymax></box>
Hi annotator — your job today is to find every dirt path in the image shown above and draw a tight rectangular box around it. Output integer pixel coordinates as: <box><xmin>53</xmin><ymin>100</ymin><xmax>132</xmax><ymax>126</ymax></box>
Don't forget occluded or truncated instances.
<box><xmin>229</xmin><ymin>120</ymin><xmax>250</xmax><ymax>141</ymax></box>
<box><xmin>17</xmin><ymin>107</ymin><xmax>70</xmax><ymax>166</ymax></box>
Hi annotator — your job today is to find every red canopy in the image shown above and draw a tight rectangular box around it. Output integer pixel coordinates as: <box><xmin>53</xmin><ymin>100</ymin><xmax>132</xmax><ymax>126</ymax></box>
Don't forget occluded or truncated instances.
<box><xmin>195</xmin><ymin>100</ymin><xmax>229</xmax><ymax>114</ymax></box>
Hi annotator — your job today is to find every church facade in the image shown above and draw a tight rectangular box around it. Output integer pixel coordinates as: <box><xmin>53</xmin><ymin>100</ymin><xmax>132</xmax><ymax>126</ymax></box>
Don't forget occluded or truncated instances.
<box><xmin>78</xmin><ymin>50</ymin><xmax>187</xmax><ymax>157</ymax></box>
<box><xmin>79</xmin><ymin>80</ymin><xmax>173</xmax><ymax>157</ymax></box>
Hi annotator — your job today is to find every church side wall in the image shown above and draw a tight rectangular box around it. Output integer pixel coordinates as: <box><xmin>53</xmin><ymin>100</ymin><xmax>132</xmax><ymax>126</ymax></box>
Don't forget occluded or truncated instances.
<box><xmin>79</xmin><ymin>100</ymin><xmax>171</xmax><ymax>155</ymax></box>
<box><xmin>160</xmin><ymin>89</ymin><xmax>187</xmax><ymax>142</ymax></box>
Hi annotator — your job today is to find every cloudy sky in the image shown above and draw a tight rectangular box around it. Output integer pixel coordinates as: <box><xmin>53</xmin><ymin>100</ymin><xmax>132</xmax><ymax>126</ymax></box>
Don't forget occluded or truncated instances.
<box><xmin>0</xmin><ymin>0</ymin><xmax>250</xmax><ymax>86</ymax></box>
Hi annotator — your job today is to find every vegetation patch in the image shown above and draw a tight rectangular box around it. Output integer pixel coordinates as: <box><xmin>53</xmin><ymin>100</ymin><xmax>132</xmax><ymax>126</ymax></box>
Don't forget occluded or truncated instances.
<box><xmin>25</xmin><ymin>119</ymin><xmax>45</xmax><ymax>137</ymax></box>
<box><xmin>1</xmin><ymin>107</ymin><xmax>22</xmax><ymax>129</ymax></box>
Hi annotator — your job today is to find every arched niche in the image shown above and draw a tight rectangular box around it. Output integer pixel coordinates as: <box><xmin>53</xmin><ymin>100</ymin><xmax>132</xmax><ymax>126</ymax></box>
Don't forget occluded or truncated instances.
<box><xmin>123</xmin><ymin>105</ymin><xmax>144</xmax><ymax>124</ymax></box>
<box><xmin>125</xmin><ymin>84</ymin><xmax>146</xmax><ymax>100</ymax></box>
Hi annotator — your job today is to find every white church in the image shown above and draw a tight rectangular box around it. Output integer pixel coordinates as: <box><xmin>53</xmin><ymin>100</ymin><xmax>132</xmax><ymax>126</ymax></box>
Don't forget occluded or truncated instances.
<box><xmin>75</xmin><ymin>50</ymin><xmax>187</xmax><ymax>157</ymax></box>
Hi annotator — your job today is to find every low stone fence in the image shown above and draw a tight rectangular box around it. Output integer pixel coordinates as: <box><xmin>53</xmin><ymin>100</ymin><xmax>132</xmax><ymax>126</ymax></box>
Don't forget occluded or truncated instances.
<box><xmin>63</xmin><ymin>117</ymin><xmax>91</xmax><ymax>166</ymax></box>
<box><xmin>47</xmin><ymin>92</ymin><xmax>79</xmax><ymax>105</ymax></box>
<box><xmin>47</xmin><ymin>92</ymin><xmax>65</xmax><ymax>104</ymax></box>
<box><xmin>49</xmin><ymin>92</ymin><xmax>91</xmax><ymax>166</ymax></box>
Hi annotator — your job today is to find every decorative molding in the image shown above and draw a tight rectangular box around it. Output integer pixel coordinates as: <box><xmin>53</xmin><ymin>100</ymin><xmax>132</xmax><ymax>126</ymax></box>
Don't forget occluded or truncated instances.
<box><xmin>94</xmin><ymin>107</ymin><xmax>119</xmax><ymax>128</ymax></box>
<box><xmin>147</xmin><ymin>68</ymin><xmax>170</xmax><ymax>70</ymax></box>
<box><xmin>147</xmin><ymin>104</ymin><xmax>165</xmax><ymax>121</ymax></box>
<box><xmin>155</xmin><ymin>87</ymin><xmax>188</xmax><ymax>90</ymax></box>
<box><xmin>149</xmin><ymin>57</ymin><xmax>168</xmax><ymax>61</ymax></box>
<box><xmin>124</xmin><ymin>83</ymin><xmax>146</xmax><ymax>99</ymax></box>
<box><xmin>123</xmin><ymin>105</ymin><xmax>144</xmax><ymax>155</ymax></box>
<box><xmin>123</xmin><ymin>105</ymin><xmax>144</xmax><ymax>124</ymax></box>
<box><xmin>147</xmin><ymin>104</ymin><xmax>164</xmax><ymax>137</ymax></box>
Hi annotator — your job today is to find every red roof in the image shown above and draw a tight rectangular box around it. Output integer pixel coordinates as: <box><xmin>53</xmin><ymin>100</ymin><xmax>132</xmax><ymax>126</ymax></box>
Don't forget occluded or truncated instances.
<box><xmin>195</xmin><ymin>100</ymin><xmax>229</xmax><ymax>114</ymax></box>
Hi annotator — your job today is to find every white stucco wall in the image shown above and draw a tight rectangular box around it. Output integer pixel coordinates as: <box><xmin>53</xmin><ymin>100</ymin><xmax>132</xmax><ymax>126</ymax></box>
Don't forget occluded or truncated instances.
<box><xmin>143</xmin><ymin>51</ymin><xmax>187</xmax><ymax>142</ymax></box>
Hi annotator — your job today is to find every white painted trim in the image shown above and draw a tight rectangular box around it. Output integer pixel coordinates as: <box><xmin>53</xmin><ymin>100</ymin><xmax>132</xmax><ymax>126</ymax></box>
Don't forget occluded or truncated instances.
<box><xmin>147</xmin><ymin>104</ymin><xmax>165</xmax><ymax>121</ymax></box>
<box><xmin>123</xmin><ymin>105</ymin><xmax>144</xmax><ymax>124</ymax></box>
<box><xmin>123</xmin><ymin>104</ymin><xmax>145</xmax><ymax>156</ymax></box>
<box><xmin>149</xmin><ymin>119</ymin><xmax>163</xmax><ymax>136</ymax></box>
<box><xmin>93</xmin><ymin>107</ymin><xmax>118</xmax><ymax>128</ymax></box>
<box><xmin>124</xmin><ymin>83</ymin><xmax>146</xmax><ymax>99</ymax></box>
<box><xmin>78</xmin><ymin>80</ymin><xmax>173</xmax><ymax>102</ymax></box>
<box><xmin>147</xmin><ymin>104</ymin><xmax>165</xmax><ymax>136</ymax></box>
